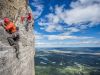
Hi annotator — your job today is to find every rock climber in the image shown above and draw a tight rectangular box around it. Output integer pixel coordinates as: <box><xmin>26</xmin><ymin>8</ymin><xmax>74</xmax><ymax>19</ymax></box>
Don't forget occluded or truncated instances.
<box><xmin>0</xmin><ymin>18</ymin><xmax>20</xmax><ymax>59</ymax></box>
<box><xmin>21</xmin><ymin>12</ymin><xmax>33</xmax><ymax>31</ymax></box>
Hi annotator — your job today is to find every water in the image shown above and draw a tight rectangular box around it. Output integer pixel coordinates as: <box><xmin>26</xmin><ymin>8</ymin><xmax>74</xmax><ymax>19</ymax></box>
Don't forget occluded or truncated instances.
<box><xmin>35</xmin><ymin>47</ymin><xmax>100</xmax><ymax>75</ymax></box>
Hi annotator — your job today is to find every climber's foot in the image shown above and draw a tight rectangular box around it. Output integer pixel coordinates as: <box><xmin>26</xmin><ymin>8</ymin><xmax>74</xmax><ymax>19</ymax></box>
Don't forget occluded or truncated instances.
<box><xmin>16</xmin><ymin>52</ymin><xmax>20</xmax><ymax>59</ymax></box>
<box><xmin>13</xmin><ymin>44</ymin><xmax>20</xmax><ymax>59</ymax></box>
<box><xmin>13</xmin><ymin>43</ymin><xmax>19</xmax><ymax>51</ymax></box>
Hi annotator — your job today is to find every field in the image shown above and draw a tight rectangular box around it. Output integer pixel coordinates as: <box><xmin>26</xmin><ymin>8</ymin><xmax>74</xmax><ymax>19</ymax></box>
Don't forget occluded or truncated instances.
<box><xmin>35</xmin><ymin>47</ymin><xmax>100</xmax><ymax>75</ymax></box>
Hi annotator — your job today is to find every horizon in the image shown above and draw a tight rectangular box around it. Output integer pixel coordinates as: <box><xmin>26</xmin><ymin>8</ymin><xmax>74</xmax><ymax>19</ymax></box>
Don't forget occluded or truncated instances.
<box><xmin>35</xmin><ymin>46</ymin><xmax>100</xmax><ymax>48</ymax></box>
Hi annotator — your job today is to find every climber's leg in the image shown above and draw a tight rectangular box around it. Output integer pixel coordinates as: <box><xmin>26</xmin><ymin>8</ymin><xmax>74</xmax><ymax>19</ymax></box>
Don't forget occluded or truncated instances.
<box><xmin>16</xmin><ymin>52</ymin><xmax>19</xmax><ymax>59</ymax></box>
<box><xmin>11</xmin><ymin>32</ymin><xmax>20</xmax><ymax>59</ymax></box>
<box><xmin>13</xmin><ymin>42</ymin><xmax>19</xmax><ymax>59</ymax></box>
<box><xmin>25</xmin><ymin>21</ymin><xmax>29</xmax><ymax>31</ymax></box>
<box><xmin>7</xmin><ymin>36</ymin><xmax>19</xmax><ymax>59</ymax></box>
<box><xmin>13</xmin><ymin>31</ymin><xmax>20</xmax><ymax>41</ymax></box>
<box><xmin>7</xmin><ymin>37</ymin><xmax>15</xmax><ymax>46</ymax></box>
<box><xmin>14</xmin><ymin>42</ymin><xmax>19</xmax><ymax>52</ymax></box>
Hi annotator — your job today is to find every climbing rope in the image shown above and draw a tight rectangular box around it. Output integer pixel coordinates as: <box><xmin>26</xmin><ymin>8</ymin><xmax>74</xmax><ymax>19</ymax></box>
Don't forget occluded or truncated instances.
<box><xmin>13</xmin><ymin>7</ymin><xmax>22</xmax><ymax>24</ymax></box>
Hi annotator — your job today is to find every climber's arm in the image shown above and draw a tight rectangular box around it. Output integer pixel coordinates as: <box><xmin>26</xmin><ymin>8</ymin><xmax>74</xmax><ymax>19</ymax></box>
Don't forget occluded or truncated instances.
<box><xmin>2</xmin><ymin>24</ymin><xmax>6</xmax><ymax>28</ymax></box>
<box><xmin>0</xmin><ymin>22</ymin><xmax>6</xmax><ymax>29</ymax></box>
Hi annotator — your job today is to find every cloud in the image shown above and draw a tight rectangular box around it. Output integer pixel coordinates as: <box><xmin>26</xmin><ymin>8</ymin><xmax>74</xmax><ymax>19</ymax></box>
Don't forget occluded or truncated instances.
<box><xmin>35</xmin><ymin>33</ymin><xmax>99</xmax><ymax>47</ymax></box>
<box><xmin>62</xmin><ymin>0</ymin><xmax>100</xmax><ymax>26</ymax></box>
<box><xmin>35</xmin><ymin>33</ymin><xmax>94</xmax><ymax>41</ymax></box>
<box><xmin>65</xmin><ymin>4</ymin><xmax>100</xmax><ymax>26</ymax></box>
<box><xmin>70</xmin><ymin>0</ymin><xmax>100</xmax><ymax>8</ymax></box>
<box><xmin>67</xmin><ymin>27</ymin><xmax>80</xmax><ymax>32</ymax></box>
<box><xmin>47</xmin><ymin>35</ymin><xmax>94</xmax><ymax>40</ymax></box>
<box><xmin>35</xmin><ymin>35</ymin><xmax>43</xmax><ymax>40</ymax></box>
<box><xmin>38</xmin><ymin>0</ymin><xmax>100</xmax><ymax>33</ymax></box>
<box><xmin>34</xmin><ymin>0</ymin><xmax>100</xmax><ymax>47</ymax></box>
<box><xmin>45</xmin><ymin>25</ymin><xmax>63</xmax><ymax>32</ymax></box>
<box><xmin>35</xmin><ymin>40</ymin><xmax>100</xmax><ymax>47</ymax></box>
<box><xmin>30</xmin><ymin>0</ymin><xmax>44</xmax><ymax>19</ymax></box>
<box><xmin>68</xmin><ymin>40</ymin><xmax>100</xmax><ymax>45</ymax></box>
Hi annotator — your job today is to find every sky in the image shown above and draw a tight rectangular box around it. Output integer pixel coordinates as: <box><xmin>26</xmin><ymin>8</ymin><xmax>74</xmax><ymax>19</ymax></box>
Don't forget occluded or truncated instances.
<box><xmin>29</xmin><ymin>0</ymin><xmax>100</xmax><ymax>47</ymax></box>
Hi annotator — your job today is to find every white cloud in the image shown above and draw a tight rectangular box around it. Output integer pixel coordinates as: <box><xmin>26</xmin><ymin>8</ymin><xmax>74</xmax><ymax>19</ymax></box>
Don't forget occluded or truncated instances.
<box><xmin>35</xmin><ymin>32</ymin><xmax>94</xmax><ymax>41</ymax></box>
<box><xmin>71</xmin><ymin>0</ymin><xmax>100</xmax><ymax>7</ymax></box>
<box><xmin>44</xmin><ymin>13</ymin><xmax>61</xmax><ymax>24</ymax></box>
<box><xmin>69</xmin><ymin>41</ymin><xmax>100</xmax><ymax>45</ymax></box>
<box><xmin>35</xmin><ymin>35</ymin><xmax>43</xmax><ymax>40</ymax></box>
<box><xmin>45</xmin><ymin>25</ymin><xmax>63</xmax><ymax>32</ymax></box>
<box><xmin>38</xmin><ymin>0</ymin><xmax>100</xmax><ymax>32</ymax></box>
<box><xmin>65</xmin><ymin>4</ymin><xmax>100</xmax><ymax>25</ymax></box>
<box><xmin>30</xmin><ymin>0</ymin><xmax>44</xmax><ymax>19</ymax></box>
<box><xmin>35</xmin><ymin>40</ymin><xmax>100</xmax><ymax>47</ymax></box>
<box><xmin>34</xmin><ymin>0</ymin><xmax>100</xmax><ymax>47</ymax></box>
<box><xmin>67</xmin><ymin>27</ymin><xmax>80</xmax><ymax>32</ymax></box>
<box><xmin>64</xmin><ymin>0</ymin><xmax>100</xmax><ymax>26</ymax></box>
<box><xmin>45</xmin><ymin>25</ymin><xmax>56</xmax><ymax>32</ymax></box>
<box><xmin>35</xmin><ymin>33</ymin><xmax>99</xmax><ymax>47</ymax></box>
<box><xmin>34</xmin><ymin>31</ymin><xmax>41</xmax><ymax>35</ymax></box>
<box><xmin>35</xmin><ymin>34</ymin><xmax>94</xmax><ymax>40</ymax></box>
<box><xmin>47</xmin><ymin>35</ymin><xmax>94</xmax><ymax>40</ymax></box>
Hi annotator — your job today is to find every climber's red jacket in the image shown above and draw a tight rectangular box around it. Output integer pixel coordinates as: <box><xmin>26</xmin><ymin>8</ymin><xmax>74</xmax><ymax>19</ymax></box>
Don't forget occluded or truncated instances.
<box><xmin>20</xmin><ymin>13</ymin><xmax>32</xmax><ymax>23</ymax></box>
<box><xmin>5</xmin><ymin>22</ymin><xmax>17</xmax><ymax>33</ymax></box>
<box><xmin>27</xmin><ymin>13</ymin><xmax>32</xmax><ymax>22</ymax></box>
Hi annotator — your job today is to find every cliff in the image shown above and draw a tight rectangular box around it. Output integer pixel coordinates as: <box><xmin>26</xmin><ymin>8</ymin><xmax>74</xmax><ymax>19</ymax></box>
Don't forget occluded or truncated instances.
<box><xmin>0</xmin><ymin>0</ymin><xmax>35</xmax><ymax>75</ymax></box>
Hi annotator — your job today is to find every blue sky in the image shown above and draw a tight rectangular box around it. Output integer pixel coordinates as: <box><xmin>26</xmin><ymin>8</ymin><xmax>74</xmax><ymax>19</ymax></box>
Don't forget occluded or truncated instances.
<box><xmin>29</xmin><ymin>0</ymin><xmax>100</xmax><ymax>47</ymax></box>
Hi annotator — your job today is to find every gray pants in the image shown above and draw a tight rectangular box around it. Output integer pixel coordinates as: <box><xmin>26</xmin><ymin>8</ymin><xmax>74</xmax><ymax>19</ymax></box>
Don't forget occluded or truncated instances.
<box><xmin>10</xmin><ymin>31</ymin><xmax>19</xmax><ymax>41</ymax></box>
<box><xmin>7</xmin><ymin>31</ymin><xmax>19</xmax><ymax>45</ymax></box>
<box><xmin>25</xmin><ymin>21</ymin><xmax>32</xmax><ymax>31</ymax></box>
<box><xmin>7</xmin><ymin>31</ymin><xmax>20</xmax><ymax>59</ymax></box>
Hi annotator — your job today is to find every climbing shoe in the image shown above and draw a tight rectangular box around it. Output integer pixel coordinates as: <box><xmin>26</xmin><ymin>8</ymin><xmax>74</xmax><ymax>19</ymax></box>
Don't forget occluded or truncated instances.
<box><xmin>16</xmin><ymin>52</ymin><xmax>19</xmax><ymax>59</ymax></box>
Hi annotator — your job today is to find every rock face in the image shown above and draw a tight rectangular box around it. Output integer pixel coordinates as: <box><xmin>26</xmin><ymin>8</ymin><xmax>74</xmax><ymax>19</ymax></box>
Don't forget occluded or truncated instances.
<box><xmin>0</xmin><ymin>0</ymin><xmax>35</xmax><ymax>75</ymax></box>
